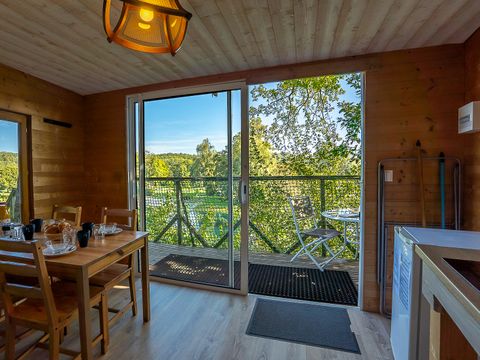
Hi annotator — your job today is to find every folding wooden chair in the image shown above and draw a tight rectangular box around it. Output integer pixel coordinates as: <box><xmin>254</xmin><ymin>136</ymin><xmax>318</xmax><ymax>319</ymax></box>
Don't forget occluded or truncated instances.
<box><xmin>288</xmin><ymin>196</ymin><xmax>341</xmax><ymax>271</ymax></box>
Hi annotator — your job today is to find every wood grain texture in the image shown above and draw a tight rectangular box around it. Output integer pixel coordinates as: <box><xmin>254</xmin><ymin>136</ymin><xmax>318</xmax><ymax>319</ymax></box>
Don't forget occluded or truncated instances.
<box><xmin>18</xmin><ymin>281</ymin><xmax>393</xmax><ymax>360</ymax></box>
<box><xmin>0</xmin><ymin>0</ymin><xmax>479</xmax><ymax>95</ymax></box>
<box><xmin>463</xmin><ymin>27</ymin><xmax>480</xmax><ymax>231</ymax></box>
<box><xmin>0</xmin><ymin>64</ymin><xmax>85</xmax><ymax>220</ymax></box>
<box><xmin>83</xmin><ymin>44</ymin><xmax>467</xmax><ymax>312</ymax></box>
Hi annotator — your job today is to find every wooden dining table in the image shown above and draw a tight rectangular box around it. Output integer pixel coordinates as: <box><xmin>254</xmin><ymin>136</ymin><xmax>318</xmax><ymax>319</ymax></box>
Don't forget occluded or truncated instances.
<box><xmin>0</xmin><ymin>230</ymin><xmax>150</xmax><ymax>360</ymax></box>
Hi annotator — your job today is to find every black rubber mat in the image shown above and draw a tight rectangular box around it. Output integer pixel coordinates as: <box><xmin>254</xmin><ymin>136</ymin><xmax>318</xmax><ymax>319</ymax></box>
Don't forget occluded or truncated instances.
<box><xmin>246</xmin><ymin>298</ymin><xmax>360</xmax><ymax>353</ymax></box>
<box><xmin>151</xmin><ymin>254</ymin><xmax>358</xmax><ymax>306</ymax></box>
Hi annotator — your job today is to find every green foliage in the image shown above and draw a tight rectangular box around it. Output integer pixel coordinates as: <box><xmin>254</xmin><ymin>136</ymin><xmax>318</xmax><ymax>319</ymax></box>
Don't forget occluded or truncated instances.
<box><xmin>0</xmin><ymin>152</ymin><xmax>18</xmax><ymax>202</ymax></box>
<box><xmin>141</xmin><ymin>74</ymin><xmax>363</xmax><ymax>259</ymax></box>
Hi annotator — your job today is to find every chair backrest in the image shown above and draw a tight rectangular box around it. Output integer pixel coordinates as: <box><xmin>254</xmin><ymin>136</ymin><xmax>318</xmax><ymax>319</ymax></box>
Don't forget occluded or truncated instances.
<box><xmin>101</xmin><ymin>208</ymin><xmax>138</xmax><ymax>231</ymax></box>
<box><xmin>52</xmin><ymin>205</ymin><xmax>82</xmax><ymax>227</ymax></box>
<box><xmin>288</xmin><ymin>196</ymin><xmax>319</xmax><ymax>232</ymax></box>
<box><xmin>0</xmin><ymin>240</ymin><xmax>57</xmax><ymax>326</ymax></box>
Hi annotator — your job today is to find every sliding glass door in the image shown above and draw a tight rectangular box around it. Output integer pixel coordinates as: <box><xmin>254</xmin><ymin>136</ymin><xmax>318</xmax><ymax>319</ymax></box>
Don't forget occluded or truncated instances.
<box><xmin>128</xmin><ymin>83</ymin><xmax>248</xmax><ymax>293</ymax></box>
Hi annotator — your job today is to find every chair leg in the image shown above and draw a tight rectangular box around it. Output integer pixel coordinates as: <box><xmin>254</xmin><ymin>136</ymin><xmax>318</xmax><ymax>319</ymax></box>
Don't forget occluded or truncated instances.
<box><xmin>100</xmin><ymin>294</ymin><xmax>109</xmax><ymax>355</ymax></box>
<box><xmin>5</xmin><ymin>318</ymin><xmax>16</xmax><ymax>360</ymax></box>
<box><xmin>48</xmin><ymin>328</ymin><xmax>60</xmax><ymax>360</ymax></box>
<box><xmin>129</xmin><ymin>258</ymin><xmax>137</xmax><ymax>317</ymax></box>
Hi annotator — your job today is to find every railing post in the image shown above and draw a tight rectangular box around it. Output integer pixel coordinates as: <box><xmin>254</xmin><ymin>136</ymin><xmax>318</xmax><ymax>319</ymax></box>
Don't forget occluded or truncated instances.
<box><xmin>320</xmin><ymin>179</ymin><xmax>326</xmax><ymax>257</ymax></box>
<box><xmin>175</xmin><ymin>179</ymin><xmax>183</xmax><ymax>245</ymax></box>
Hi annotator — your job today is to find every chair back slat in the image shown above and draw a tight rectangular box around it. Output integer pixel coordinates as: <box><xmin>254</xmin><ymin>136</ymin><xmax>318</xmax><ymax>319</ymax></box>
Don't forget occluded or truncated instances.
<box><xmin>52</xmin><ymin>204</ymin><xmax>82</xmax><ymax>227</ymax></box>
<box><xmin>288</xmin><ymin>196</ymin><xmax>319</xmax><ymax>233</ymax></box>
<box><xmin>4</xmin><ymin>283</ymin><xmax>43</xmax><ymax>300</ymax></box>
<box><xmin>101</xmin><ymin>207</ymin><xmax>138</xmax><ymax>231</ymax></box>
<box><xmin>0</xmin><ymin>239</ymin><xmax>57</xmax><ymax>325</ymax></box>
<box><xmin>0</xmin><ymin>261</ymin><xmax>38</xmax><ymax>278</ymax></box>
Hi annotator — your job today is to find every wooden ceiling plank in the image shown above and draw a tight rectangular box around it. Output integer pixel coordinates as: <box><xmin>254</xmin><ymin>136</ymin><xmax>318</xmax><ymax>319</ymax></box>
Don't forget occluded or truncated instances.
<box><xmin>180</xmin><ymin>0</ymin><xmax>238</xmax><ymax>73</ymax></box>
<box><xmin>365</xmin><ymin>0</ymin><xmax>418</xmax><ymax>53</ymax></box>
<box><xmin>187</xmin><ymin>0</ymin><xmax>250</xmax><ymax>70</ymax></box>
<box><xmin>0</xmin><ymin>32</ymin><xmax>113</xmax><ymax>94</ymax></box>
<box><xmin>313</xmin><ymin>0</ymin><xmax>342</xmax><ymax>60</ymax></box>
<box><xmin>385</xmin><ymin>0</ymin><xmax>444</xmax><ymax>51</ymax></box>
<box><xmin>240</xmin><ymin>0</ymin><xmax>280</xmax><ymax>67</ymax></box>
<box><xmin>267</xmin><ymin>0</ymin><xmax>296</xmax><ymax>65</ymax></box>
<box><xmin>0</xmin><ymin>1</ymin><xmax>158</xmax><ymax>90</ymax></box>
<box><xmin>330</xmin><ymin>0</ymin><xmax>359</xmax><ymax>58</ymax></box>
<box><xmin>445</xmin><ymin>6</ymin><xmax>480</xmax><ymax>44</ymax></box>
<box><xmin>215</xmin><ymin>0</ymin><xmax>265</xmax><ymax>68</ymax></box>
<box><xmin>426</xmin><ymin>0</ymin><xmax>480</xmax><ymax>45</ymax></box>
<box><xmin>350</xmin><ymin>0</ymin><xmax>394</xmax><ymax>55</ymax></box>
<box><xmin>406</xmin><ymin>0</ymin><xmax>470</xmax><ymax>48</ymax></box>
<box><xmin>293</xmin><ymin>0</ymin><xmax>318</xmax><ymax>62</ymax></box>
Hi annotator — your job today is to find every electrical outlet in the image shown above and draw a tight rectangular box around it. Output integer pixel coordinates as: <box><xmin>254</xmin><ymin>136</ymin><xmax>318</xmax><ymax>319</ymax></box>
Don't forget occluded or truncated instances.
<box><xmin>384</xmin><ymin>170</ymin><xmax>393</xmax><ymax>182</ymax></box>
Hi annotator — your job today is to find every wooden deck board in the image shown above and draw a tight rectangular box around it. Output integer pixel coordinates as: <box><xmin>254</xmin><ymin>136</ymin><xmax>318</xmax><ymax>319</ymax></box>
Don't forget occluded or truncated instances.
<box><xmin>148</xmin><ymin>242</ymin><xmax>359</xmax><ymax>287</ymax></box>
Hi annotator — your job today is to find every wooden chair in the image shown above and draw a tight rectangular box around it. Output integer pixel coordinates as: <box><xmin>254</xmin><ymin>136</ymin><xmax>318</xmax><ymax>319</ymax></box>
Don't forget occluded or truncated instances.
<box><xmin>0</xmin><ymin>239</ymin><xmax>109</xmax><ymax>359</ymax></box>
<box><xmin>52</xmin><ymin>205</ymin><xmax>82</xmax><ymax>227</ymax></box>
<box><xmin>90</xmin><ymin>208</ymin><xmax>138</xmax><ymax>327</ymax></box>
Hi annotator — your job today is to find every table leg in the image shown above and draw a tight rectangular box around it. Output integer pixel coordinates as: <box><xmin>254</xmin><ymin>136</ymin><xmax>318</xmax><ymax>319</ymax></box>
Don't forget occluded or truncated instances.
<box><xmin>141</xmin><ymin>237</ymin><xmax>150</xmax><ymax>322</ymax></box>
<box><xmin>76</xmin><ymin>267</ymin><xmax>93</xmax><ymax>360</ymax></box>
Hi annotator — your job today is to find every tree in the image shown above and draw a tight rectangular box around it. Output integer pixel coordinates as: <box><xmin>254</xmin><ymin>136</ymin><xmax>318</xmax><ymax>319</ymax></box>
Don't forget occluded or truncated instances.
<box><xmin>336</xmin><ymin>73</ymin><xmax>362</xmax><ymax>161</ymax></box>
<box><xmin>145</xmin><ymin>152</ymin><xmax>171</xmax><ymax>178</ymax></box>
<box><xmin>191</xmin><ymin>139</ymin><xmax>217</xmax><ymax>177</ymax></box>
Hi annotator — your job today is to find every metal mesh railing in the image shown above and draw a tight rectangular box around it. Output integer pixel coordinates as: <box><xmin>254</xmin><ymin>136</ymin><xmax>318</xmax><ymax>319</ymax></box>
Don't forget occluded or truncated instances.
<box><xmin>144</xmin><ymin>175</ymin><xmax>360</xmax><ymax>258</ymax></box>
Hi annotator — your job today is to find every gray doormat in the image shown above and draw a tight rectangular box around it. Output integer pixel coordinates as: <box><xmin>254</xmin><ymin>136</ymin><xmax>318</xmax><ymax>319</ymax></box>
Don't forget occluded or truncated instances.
<box><xmin>246</xmin><ymin>298</ymin><xmax>360</xmax><ymax>353</ymax></box>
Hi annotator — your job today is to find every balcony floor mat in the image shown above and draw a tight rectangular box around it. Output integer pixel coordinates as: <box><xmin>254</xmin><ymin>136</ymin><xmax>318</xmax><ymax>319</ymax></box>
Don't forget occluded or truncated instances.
<box><xmin>151</xmin><ymin>254</ymin><xmax>358</xmax><ymax>306</ymax></box>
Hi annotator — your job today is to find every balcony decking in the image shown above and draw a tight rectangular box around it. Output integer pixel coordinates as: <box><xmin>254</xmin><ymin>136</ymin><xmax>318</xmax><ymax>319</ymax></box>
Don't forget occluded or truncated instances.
<box><xmin>148</xmin><ymin>242</ymin><xmax>359</xmax><ymax>287</ymax></box>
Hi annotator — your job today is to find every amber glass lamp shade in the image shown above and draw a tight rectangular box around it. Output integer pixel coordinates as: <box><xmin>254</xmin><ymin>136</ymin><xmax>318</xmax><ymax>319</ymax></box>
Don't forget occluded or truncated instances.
<box><xmin>103</xmin><ymin>0</ymin><xmax>192</xmax><ymax>55</ymax></box>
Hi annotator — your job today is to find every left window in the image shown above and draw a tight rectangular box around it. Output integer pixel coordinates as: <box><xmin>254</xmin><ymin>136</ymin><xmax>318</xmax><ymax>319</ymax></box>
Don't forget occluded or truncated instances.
<box><xmin>0</xmin><ymin>110</ymin><xmax>31</xmax><ymax>223</ymax></box>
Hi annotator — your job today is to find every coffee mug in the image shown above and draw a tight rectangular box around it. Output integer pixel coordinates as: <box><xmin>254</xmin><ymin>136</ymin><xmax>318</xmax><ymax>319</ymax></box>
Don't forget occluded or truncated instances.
<box><xmin>22</xmin><ymin>224</ymin><xmax>35</xmax><ymax>241</ymax></box>
<box><xmin>30</xmin><ymin>218</ymin><xmax>43</xmax><ymax>233</ymax></box>
<box><xmin>77</xmin><ymin>230</ymin><xmax>90</xmax><ymax>248</ymax></box>
<box><xmin>81</xmin><ymin>222</ymin><xmax>95</xmax><ymax>238</ymax></box>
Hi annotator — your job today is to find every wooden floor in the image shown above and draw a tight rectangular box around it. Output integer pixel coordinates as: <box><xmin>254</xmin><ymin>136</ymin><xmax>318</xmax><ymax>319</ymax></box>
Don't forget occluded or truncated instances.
<box><xmin>149</xmin><ymin>242</ymin><xmax>360</xmax><ymax>287</ymax></box>
<box><xmin>16</xmin><ymin>280</ymin><xmax>393</xmax><ymax>360</ymax></box>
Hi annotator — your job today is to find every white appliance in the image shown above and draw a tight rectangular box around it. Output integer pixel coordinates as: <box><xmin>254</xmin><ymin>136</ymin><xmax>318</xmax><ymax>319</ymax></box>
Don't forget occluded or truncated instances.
<box><xmin>458</xmin><ymin>101</ymin><xmax>480</xmax><ymax>134</ymax></box>
<box><xmin>390</xmin><ymin>226</ymin><xmax>480</xmax><ymax>360</ymax></box>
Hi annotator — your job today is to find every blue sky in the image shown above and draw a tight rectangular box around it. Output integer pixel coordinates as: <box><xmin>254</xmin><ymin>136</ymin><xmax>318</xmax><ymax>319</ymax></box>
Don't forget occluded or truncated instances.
<box><xmin>144</xmin><ymin>77</ymin><xmax>360</xmax><ymax>154</ymax></box>
<box><xmin>0</xmin><ymin>120</ymin><xmax>18</xmax><ymax>153</ymax></box>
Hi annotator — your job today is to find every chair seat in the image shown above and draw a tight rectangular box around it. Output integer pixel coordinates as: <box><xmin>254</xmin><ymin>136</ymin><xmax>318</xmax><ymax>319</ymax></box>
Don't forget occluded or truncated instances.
<box><xmin>11</xmin><ymin>281</ymin><xmax>103</xmax><ymax>326</ymax></box>
<box><xmin>301</xmin><ymin>228</ymin><xmax>340</xmax><ymax>238</ymax></box>
<box><xmin>90</xmin><ymin>263</ymin><xmax>131</xmax><ymax>289</ymax></box>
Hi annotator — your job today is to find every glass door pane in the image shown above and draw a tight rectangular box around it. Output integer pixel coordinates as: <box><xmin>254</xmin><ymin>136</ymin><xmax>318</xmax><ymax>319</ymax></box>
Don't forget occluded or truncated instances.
<box><xmin>0</xmin><ymin>119</ymin><xmax>21</xmax><ymax>223</ymax></box>
<box><xmin>139</xmin><ymin>89</ymin><xmax>242</xmax><ymax>289</ymax></box>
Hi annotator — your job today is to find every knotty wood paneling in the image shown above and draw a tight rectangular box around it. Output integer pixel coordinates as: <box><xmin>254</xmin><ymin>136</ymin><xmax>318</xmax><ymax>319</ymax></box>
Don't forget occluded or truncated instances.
<box><xmin>0</xmin><ymin>64</ymin><xmax>85</xmax><ymax>219</ymax></box>
<box><xmin>84</xmin><ymin>44</ymin><xmax>466</xmax><ymax>311</ymax></box>
<box><xmin>463</xmin><ymin>28</ymin><xmax>480</xmax><ymax>230</ymax></box>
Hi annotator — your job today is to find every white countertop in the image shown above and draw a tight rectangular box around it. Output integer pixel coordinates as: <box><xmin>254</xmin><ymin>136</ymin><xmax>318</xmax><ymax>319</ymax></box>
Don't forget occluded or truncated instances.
<box><xmin>402</xmin><ymin>227</ymin><xmax>480</xmax><ymax>250</ymax></box>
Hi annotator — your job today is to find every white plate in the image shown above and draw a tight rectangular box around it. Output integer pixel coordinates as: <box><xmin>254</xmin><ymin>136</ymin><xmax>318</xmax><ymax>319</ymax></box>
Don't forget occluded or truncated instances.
<box><xmin>43</xmin><ymin>244</ymin><xmax>77</xmax><ymax>257</ymax></box>
<box><xmin>103</xmin><ymin>228</ymin><xmax>123</xmax><ymax>236</ymax></box>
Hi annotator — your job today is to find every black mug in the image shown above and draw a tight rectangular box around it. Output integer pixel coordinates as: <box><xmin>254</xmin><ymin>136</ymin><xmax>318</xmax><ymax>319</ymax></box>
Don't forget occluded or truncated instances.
<box><xmin>77</xmin><ymin>230</ymin><xmax>90</xmax><ymax>248</ymax></box>
<box><xmin>30</xmin><ymin>218</ymin><xmax>43</xmax><ymax>233</ymax></box>
<box><xmin>22</xmin><ymin>224</ymin><xmax>35</xmax><ymax>241</ymax></box>
<box><xmin>81</xmin><ymin>222</ymin><xmax>95</xmax><ymax>238</ymax></box>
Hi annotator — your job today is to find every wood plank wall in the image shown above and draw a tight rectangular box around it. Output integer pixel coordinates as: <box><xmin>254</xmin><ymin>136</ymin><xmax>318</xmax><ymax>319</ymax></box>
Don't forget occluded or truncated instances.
<box><xmin>83</xmin><ymin>44</ymin><xmax>466</xmax><ymax>311</ymax></box>
<box><xmin>363</xmin><ymin>46</ymin><xmax>465</xmax><ymax>311</ymax></box>
<box><xmin>0</xmin><ymin>64</ymin><xmax>85</xmax><ymax>219</ymax></box>
<box><xmin>463</xmin><ymin>28</ymin><xmax>480</xmax><ymax>230</ymax></box>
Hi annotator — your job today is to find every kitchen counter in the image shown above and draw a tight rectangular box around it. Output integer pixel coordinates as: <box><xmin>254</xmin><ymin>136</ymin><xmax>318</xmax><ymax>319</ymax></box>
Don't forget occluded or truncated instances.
<box><xmin>415</xmin><ymin>244</ymin><xmax>480</xmax><ymax>359</ymax></box>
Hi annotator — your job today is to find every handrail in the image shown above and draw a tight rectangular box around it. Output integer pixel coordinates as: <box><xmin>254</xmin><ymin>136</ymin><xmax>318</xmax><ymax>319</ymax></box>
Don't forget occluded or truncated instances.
<box><xmin>145</xmin><ymin>175</ymin><xmax>360</xmax><ymax>181</ymax></box>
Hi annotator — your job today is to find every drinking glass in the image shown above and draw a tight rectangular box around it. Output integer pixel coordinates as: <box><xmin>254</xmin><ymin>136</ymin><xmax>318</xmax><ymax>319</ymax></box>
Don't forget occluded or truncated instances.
<box><xmin>93</xmin><ymin>224</ymin><xmax>106</xmax><ymax>240</ymax></box>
